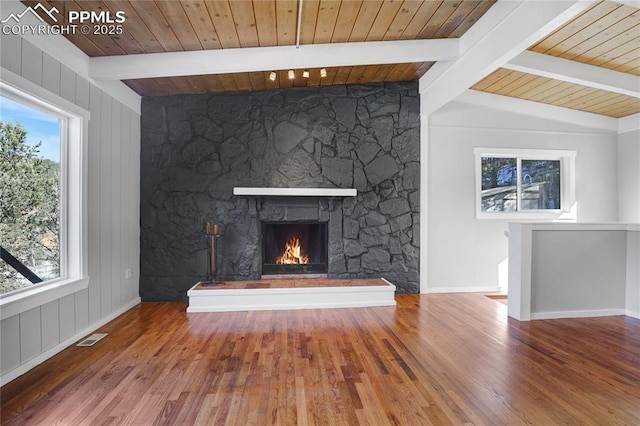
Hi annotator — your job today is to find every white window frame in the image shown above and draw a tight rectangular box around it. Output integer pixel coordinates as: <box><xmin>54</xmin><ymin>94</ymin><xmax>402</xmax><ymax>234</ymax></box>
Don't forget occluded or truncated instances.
<box><xmin>0</xmin><ymin>69</ymin><xmax>89</xmax><ymax>320</ymax></box>
<box><xmin>474</xmin><ymin>147</ymin><xmax>576</xmax><ymax>220</ymax></box>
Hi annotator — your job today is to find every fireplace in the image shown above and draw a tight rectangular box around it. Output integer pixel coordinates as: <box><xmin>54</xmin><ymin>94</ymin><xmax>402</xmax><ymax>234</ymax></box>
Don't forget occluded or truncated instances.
<box><xmin>261</xmin><ymin>221</ymin><xmax>328</xmax><ymax>276</ymax></box>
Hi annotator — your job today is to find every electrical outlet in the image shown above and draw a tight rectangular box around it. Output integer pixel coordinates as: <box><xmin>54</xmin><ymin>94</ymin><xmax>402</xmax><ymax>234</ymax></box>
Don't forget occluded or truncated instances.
<box><xmin>125</xmin><ymin>268</ymin><xmax>132</xmax><ymax>280</ymax></box>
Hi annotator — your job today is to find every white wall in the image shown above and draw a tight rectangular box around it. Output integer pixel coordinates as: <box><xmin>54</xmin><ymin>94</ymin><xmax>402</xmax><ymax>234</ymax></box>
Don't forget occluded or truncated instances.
<box><xmin>507</xmin><ymin>223</ymin><xmax>638</xmax><ymax>321</ymax></box>
<box><xmin>426</xmin><ymin>101</ymin><xmax>619</xmax><ymax>292</ymax></box>
<box><xmin>531</xmin><ymin>230</ymin><xmax>627</xmax><ymax>314</ymax></box>
<box><xmin>0</xmin><ymin>34</ymin><xmax>141</xmax><ymax>384</ymax></box>
<box><xmin>626</xmin><ymin>230</ymin><xmax>640</xmax><ymax>317</ymax></box>
<box><xmin>618</xmin><ymin>129</ymin><xmax>640</xmax><ymax>223</ymax></box>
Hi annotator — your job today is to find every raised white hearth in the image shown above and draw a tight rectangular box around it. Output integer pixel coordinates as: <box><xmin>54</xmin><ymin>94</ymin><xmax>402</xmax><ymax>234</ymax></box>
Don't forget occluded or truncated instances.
<box><xmin>187</xmin><ymin>278</ymin><xmax>396</xmax><ymax>312</ymax></box>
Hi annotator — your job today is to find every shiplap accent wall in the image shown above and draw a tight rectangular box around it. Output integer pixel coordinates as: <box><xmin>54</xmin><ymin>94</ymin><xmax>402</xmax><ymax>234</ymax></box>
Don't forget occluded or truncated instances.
<box><xmin>0</xmin><ymin>34</ymin><xmax>141</xmax><ymax>383</ymax></box>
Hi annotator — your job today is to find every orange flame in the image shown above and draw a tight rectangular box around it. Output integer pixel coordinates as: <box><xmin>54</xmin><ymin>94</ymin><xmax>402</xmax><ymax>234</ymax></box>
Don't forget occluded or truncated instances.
<box><xmin>276</xmin><ymin>237</ymin><xmax>309</xmax><ymax>264</ymax></box>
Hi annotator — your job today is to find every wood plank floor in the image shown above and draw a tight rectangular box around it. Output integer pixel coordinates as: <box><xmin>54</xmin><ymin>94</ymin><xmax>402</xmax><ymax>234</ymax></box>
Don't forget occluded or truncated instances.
<box><xmin>2</xmin><ymin>293</ymin><xmax>640</xmax><ymax>425</ymax></box>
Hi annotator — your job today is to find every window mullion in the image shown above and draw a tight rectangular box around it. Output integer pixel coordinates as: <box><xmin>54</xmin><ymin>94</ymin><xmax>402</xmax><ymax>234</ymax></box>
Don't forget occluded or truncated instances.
<box><xmin>59</xmin><ymin>118</ymin><xmax>68</xmax><ymax>278</ymax></box>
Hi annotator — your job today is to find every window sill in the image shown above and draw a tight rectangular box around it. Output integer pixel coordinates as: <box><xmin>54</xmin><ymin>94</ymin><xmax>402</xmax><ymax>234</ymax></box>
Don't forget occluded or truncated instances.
<box><xmin>0</xmin><ymin>276</ymin><xmax>89</xmax><ymax>320</ymax></box>
<box><xmin>476</xmin><ymin>209</ymin><xmax>576</xmax><ymax>221</ymax></box>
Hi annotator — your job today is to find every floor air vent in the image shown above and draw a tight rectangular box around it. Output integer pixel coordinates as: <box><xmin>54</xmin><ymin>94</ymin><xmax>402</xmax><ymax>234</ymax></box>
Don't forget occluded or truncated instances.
<box><xmin>77</xmin><ymin>333</ymin><xmax>108</xmax><ymax>347</ymax></box>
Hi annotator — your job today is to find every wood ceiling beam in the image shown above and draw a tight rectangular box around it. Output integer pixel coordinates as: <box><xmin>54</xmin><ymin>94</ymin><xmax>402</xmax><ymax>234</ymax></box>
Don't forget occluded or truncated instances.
<box><xmin>87</xmin><ymin>39</ymin><xmax>459</xmax><ymax>80</ymax></box>
<box><xmin>505</xmin><ymin>51</ymin><xmax>640</xmax><ymax>99</ymax></box>
<box><xmin>419</xmin><ymin>0</ymin><xmax>598</xmax><ymax>115</ymax></box>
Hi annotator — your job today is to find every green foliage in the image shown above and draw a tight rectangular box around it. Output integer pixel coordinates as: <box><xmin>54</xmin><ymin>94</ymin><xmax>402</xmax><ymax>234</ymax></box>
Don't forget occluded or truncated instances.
<box><xmin>0</xmin><ymin>120</ymin><xmax>60</xmax><ymax>294</ymax></box>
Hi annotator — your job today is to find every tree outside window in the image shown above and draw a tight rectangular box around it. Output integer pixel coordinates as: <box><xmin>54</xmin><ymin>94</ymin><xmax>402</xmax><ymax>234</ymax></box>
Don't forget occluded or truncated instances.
<box><xmin>0</xmin><ymin>95</ymin><xmax>61</xmax><ymax>294</ymax></box>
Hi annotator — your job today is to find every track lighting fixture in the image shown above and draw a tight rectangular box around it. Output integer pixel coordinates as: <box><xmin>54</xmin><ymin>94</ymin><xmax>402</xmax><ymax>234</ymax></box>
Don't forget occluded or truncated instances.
<box><xmin>271</xmin><ymin>68</ymin><xmax>327</xmax><ymax>82</ymax></box>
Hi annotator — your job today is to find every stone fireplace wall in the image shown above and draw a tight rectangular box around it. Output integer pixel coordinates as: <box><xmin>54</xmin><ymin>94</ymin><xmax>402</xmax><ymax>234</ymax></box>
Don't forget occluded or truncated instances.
<box><xmin>140</xmin><ymin>82</ymin><xmax>420</xmax><ymax>300</ymax></box>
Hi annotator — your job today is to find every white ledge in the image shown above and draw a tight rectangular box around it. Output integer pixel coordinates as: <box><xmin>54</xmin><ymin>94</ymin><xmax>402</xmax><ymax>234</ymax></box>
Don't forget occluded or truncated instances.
<box><xmin>0</xmin><ymin>276</ymin><xmax>89</xmax><ymax>320</ymax></box>
<box><xmin>513</xmin><ymin>222</ymin><xmax>640</xmax><ymax>232</ymax></box>
<box><xmin>233</xmin><ymin>187</ymin><xmax>357</xmax><ymax>197</ymax></box>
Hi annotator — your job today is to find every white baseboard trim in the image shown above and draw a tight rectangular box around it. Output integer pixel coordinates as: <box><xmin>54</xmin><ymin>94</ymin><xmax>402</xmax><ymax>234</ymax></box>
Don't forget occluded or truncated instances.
<box><xmin>423</xmin><ymin>286</ymin><xmax>500</xmax><ymax>294</ymax></box>
<box><xmin>625</xmin><ymin>310</ymin><xmax>640</xmax><ymax>320</ymax></box>
<box><xmin>530</xmin><ymin>308</ymin><xmax>626</xmax><ymax>320</ymax></box>
<box><xmin>1</xmin><ymin>297</ymin><xmax>141</xmax><ymax>386</ymax></box>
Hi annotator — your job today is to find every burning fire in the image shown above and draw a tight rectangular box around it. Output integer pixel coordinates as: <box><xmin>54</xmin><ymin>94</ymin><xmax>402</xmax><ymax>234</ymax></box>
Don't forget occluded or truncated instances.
<box><xmin>276</xmin><ymin>237</ymin><xmax>309</xmax><ymax>264</ymax></box>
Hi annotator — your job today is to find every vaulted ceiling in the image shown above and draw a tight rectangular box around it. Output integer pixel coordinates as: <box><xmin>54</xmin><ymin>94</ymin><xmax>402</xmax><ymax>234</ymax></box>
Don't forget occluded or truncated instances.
<box><xmin>24</xmin><ymin>0</ymin><xmax>495</xmax><ymax>93</ymax></box>
<box><xmin>474</xmin><ymin>1</ymin><xmax>639</xmax><ymax>118</ymax></box>
<box><xmin>22</xmin><ymin>0</ymin><xmax>640</xmax><ymax>120</ymax></box>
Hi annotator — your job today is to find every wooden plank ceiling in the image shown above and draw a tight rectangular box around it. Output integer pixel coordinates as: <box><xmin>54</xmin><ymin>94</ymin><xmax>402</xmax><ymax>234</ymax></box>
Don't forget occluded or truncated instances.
<box><xmin>472</xmin><ymin>1</ymin><xmax>640</xmax><ymax>118</ymax></box>
<box><xmin>25</xmin><ymin>0</ymin><xmax>639</xmax><ymax>118</ymax></box>
<box><xmin>123</xmin><ymin>63</ymin><xmax>436</xmax><ymax>97</ymax></box>
<box><xmin>26</xmin><ymin>0</ymin><xmax>495</xmax><ymax>95</ymax></box>
<box><xmin>473</xmin><ymin>69</ymin><xmax>640</xmax><ymax>118</ymax></box>
<box><xmin>530</xmin><ymin>1</ymin><xmax>639</xmax><ymax>75</ymax></box>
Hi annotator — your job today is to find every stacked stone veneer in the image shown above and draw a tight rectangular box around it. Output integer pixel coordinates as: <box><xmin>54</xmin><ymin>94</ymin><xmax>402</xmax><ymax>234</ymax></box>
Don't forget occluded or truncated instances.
<box><xmin>140</xmin><ymin>82</ymin><xmax>419</xmax><ymax>301</ymax></box>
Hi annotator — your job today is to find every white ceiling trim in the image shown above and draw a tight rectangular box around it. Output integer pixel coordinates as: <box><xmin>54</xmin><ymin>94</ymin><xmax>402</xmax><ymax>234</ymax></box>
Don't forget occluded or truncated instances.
<box><xmin>615</xmin><ymin>0</ymin><xmax>640</xmax><ymax>7</ymax></box>
<box><xmin>506</xmin><ymin>51</ymin><xmax>640</xmax><ymax>98</ymax></box>
<box><xmin>88</xmin><ymin>39</ymin><xmax>460</xmax><ymax>81</ymax></box>
<box><xmin>618</xmin><ymin>113</ymin><xmax>640</xmax><ymax>133</ymax></box>
<box><xmin>419</xmin><ymin>0</ymin><xmax>597</xmax><ymax>115</ymax></box>
<box><xmin>459</xmin><ymin>89</ymin><xmax>619</xmax><ymax>132</ymax></box>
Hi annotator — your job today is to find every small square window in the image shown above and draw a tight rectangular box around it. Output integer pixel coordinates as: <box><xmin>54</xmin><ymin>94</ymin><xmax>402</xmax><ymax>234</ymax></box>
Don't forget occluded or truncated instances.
<box><xmin>475</xmin><ymin>148</ymin><xmax>576</xmax><ymax>220</ymax></box>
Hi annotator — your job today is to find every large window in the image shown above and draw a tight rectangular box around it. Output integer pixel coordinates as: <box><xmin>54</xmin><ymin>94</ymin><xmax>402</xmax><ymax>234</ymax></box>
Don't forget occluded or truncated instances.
<box><xmin>475</xmin><ymin>148</ymin><xmax>576</xmax><ymax>219</ymax></box>
<box><xmin>1</xmin><ymin>95</ymin><xmax>62</xmax><ymax>294</ymax></box>
<box><xmin>0</xmin><ymin>71</ymin><xmax>88</xmax><ymax>314</ymax></box>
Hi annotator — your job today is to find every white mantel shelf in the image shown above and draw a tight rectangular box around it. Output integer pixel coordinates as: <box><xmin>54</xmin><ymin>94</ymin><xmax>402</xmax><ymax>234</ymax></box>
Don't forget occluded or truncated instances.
<box><xmin>233</xmin><ymin>187</ymin><xmax>357</xmax><ymax>197</ymax></box>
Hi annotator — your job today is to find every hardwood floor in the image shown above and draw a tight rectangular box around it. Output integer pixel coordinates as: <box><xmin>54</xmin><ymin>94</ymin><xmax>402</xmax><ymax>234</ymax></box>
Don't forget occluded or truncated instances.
<box><xmin>2</xmin><ymin>293</ymin><xmax>639</xmax><ymax>425</ymax></box>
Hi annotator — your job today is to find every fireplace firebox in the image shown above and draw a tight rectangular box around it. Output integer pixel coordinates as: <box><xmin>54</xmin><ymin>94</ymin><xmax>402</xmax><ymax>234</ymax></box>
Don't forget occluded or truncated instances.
<box><xmin>261</xmin><ymin>221</ymin><xmax>328</xmax><ymax>276</ymax></box>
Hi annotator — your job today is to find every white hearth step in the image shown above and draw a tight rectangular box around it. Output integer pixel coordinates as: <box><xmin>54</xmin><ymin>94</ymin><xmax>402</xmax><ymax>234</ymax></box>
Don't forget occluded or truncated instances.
<box><xmin>187</xmin><ymin>278</ymin><xmax>396</xmax><ymax>312</ymax></box>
